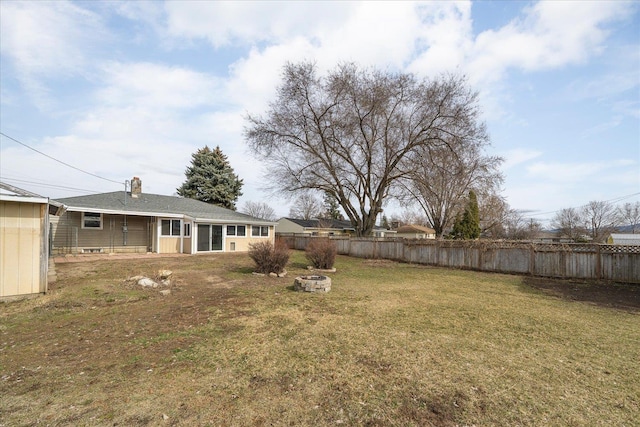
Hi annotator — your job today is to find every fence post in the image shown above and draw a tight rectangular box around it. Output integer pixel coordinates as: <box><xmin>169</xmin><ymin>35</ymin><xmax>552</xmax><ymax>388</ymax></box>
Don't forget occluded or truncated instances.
<box><xmin>530</xmin><ymin>244</ymin><xmax>535</xmax><ymax>276</ymax></box>
<box><xmin>596</xmin><ymin>245</ymin><xmax>601</xmax><ymax>281</ymax></box>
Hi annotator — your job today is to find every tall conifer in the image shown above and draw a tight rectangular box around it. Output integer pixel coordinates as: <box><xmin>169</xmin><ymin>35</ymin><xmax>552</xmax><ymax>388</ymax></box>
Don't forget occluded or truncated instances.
<box><xmin>177</xmin><ymin>146</ymin><xmax>243</xmax><ymax>210</ymax></box>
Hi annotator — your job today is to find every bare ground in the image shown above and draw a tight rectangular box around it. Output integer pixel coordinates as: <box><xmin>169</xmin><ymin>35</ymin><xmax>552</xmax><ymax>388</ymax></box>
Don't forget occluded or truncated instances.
<box><xmin>523</xmin><ymin>276</ymin><xmax>640</xmax><ymax>312</ymax></box>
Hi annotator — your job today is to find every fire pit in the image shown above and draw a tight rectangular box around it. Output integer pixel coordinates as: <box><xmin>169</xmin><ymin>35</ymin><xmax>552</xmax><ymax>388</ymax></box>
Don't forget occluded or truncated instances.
<box><xmin>294</xmin><ymin>275</ymin><xmax>331</xmax><ymax>293</ymax></box>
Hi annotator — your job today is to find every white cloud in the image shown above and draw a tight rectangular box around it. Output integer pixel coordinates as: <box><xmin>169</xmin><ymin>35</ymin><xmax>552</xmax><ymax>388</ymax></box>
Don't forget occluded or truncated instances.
<box><xmin>467</xmin><ymin>1</ymin><xmax>632</xmax><ymax>86</ymax></box>
<box><xmin>96</xmin><ymin>62</ymin><xmax>223</xmax><ymax>110</ymax></box>
<box><xmin>0</xmin><ymin>1</ymin><xmax>105</xmax><ymax>107</ymax></box>
<box><xmin>163</xmin><ymin>1</ymin><xmax>356</xmax><ymax>47</ymax></box>
<box><xmin>407</xmin><ymin>2</ymin><xmax>473</xmax><ymax>75</ymax></box>
<box><xmin>502</xmin><ymin>149</ymin><xmax>543</xmax><ymax>170</ymax></box>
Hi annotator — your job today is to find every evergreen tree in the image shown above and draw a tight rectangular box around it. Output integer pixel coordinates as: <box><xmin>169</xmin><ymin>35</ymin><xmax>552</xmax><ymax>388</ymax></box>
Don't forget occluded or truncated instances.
<box><xmin>322</xmin><ymin>192</ymin><xmax>343</xmax><ymax>220</ymax></box>
<box><xmin>450</xmin><ymin>190</ymin><xmax>481</xmax><ymax>239</ymax></box>
<box><xmin>177</xmin><ymin>146</ymin><xmax>243</xmax><ymax>210</ymax></box>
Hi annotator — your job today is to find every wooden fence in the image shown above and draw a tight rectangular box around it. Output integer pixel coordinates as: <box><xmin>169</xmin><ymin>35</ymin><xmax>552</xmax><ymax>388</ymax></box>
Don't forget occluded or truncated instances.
<box><xmin>277</xmin><ymin>235</ymin><xmax>640</xmax><ymax>284</ymax></box>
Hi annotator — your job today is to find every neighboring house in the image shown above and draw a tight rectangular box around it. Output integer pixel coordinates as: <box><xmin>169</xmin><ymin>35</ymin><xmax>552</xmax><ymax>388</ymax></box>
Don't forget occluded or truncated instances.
<box><xmin>394</xmin><ymin>224</ymin><xmax>436</xmax><ymax>239</ymax></box>
<box><xmin>51</xmin><ymin>177</ymin><xmax>275</xmax><ymax>255</ymax></box>
<box><xmin>0</xmin><ymin>182</ymin><xmax>65</xmax><ymax>299</ymax></box>
<box><xmin>607</xmin><ymin>233</ymin><xmax>640</xmax><ymax>245</ymax></box>
<box><xmin>276</xmin><ymin>217</ymin><xmax>393</xmax><ymax>237</ymax></box>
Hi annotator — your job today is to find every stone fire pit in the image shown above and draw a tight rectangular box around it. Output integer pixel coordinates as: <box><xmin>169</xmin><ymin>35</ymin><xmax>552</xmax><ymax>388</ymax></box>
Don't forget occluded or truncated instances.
<box><xmin>294</xmin><ymin>275</ymin><xmax>331</xmax><ymax>293</ymax></box>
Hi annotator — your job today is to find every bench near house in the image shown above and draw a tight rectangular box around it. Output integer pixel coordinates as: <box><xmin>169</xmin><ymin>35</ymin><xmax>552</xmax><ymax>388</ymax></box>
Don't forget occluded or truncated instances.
<box><xmin>51</xmin><ymin>177</ymin><xmax>276</xmax><ymax>255</ymax></box>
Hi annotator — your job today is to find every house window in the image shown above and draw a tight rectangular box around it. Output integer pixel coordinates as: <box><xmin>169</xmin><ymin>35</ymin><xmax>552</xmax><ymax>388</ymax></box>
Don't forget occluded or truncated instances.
<box><xmin>228</xmin><ymin>225</ymin><xmax>247</xmax><ymax>236</ymax></box>
<box><xmin>161</xmin><ymin>219</ymin><xmax>181</xmax><ymax>236</ymax></box>
<box><xmin>184</xmin><ymin>223</ymin><xmax>191</xmax><ymax>237</ymax></box>
<box><xmin>82</xmin><ymin>212</ymin><xmax>103</xmax><ymax>229</ymax></box>
<box><xmin>252</xmin><ymin>226</ymin><xmax>269</xmax><ymax>237</ymax></box>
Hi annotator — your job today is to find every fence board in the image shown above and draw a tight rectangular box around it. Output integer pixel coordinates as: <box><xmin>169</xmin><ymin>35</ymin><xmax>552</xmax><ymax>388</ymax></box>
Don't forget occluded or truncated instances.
<box><xmin>276</xmin><ymin>234</ymin><xmax>640</xmax><ymax>284</ymax></box>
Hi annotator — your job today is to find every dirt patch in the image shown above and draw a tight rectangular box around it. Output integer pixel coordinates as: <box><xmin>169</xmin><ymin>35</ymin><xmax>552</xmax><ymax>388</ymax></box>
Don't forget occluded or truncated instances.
<box><xmin>523</xmin><ymin>277</ymin><xmax>640</xmax><ymax>312</ymax></box>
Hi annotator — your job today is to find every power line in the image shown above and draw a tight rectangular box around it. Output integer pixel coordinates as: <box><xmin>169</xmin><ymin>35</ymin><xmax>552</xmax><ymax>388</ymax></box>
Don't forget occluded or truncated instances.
<box><xmin>0</xmin><ymin>132</ymin><xmax>122</xmax><ymax>184</ymax></box>
<box><xmin>0</xmin><ymin>176</ymin><xmax>101</xmax><ymax>194</ymax></box>
<box><xmin>526</xmin><ymin>192</ymin><xmax>640</xmax><ymax>217</ymax></box>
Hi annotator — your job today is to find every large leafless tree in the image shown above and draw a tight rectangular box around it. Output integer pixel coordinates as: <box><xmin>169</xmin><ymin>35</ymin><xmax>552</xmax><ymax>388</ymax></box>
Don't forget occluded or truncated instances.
<box><xmin>245</xmin><ymin>62</ymin><xmax>488</xmax><ymax>236</ymax></box>
<box><xmin>397</xmin><ymin>138</ymin><xmax>502</xmax><ymax>237</ymax></box>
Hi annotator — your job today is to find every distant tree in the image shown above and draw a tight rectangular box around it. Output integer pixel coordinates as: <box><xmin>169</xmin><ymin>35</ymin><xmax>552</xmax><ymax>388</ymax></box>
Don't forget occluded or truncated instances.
<box><xmin>177</xmin><ymin>146</ymin><xmax>243</xmax><ymax>210</ymax></box>
<box><xmin>523</xmin><ymin>218</ymin><xmax>543</xmax><ymax>240</ymax></box>
<box><xmin>499</xmin><ymin>209</ymin><xmax>531</xmax><ymax>240</ymax></box>
<box><xmin>582</xmin><ymin>200</ymin><xmax>617</xmax><ymax>242</ymax></box>
<box><xmin>617</xmin><ymin>201</ymin><xmax>640</xmax><ymax>233</ymax></box>
<box><xmin>242</xmin><ymin>201</ymin><xmax>277</xmax><ymax>221</ymax></box>
<box><xmin>245</xmin><ymin>62</ymin><xmax>487</xmax><ymax>236</ymax></box>
<box><xmin>381</xmin><ymin>215</ymin><xmax>390</xmax><ymax>230</ymax></box>
<box><xmin>551</xmin><ymin>207</ymin><xmax>585</xmax><ymax>241</ymax></box>
<box><xmin>288</xmin><ymin>193</ymin><xmax>324</xmax><ymax>220</ymax></box>
<box><xmin>322</xmin><ymin>192</ymin><xmax>343</xmax><ymax>220</ymax></box>
<box><xmin>450</xmin><ymin>190</ymin><xmax>481</xmax><ymax>239</ymax></box>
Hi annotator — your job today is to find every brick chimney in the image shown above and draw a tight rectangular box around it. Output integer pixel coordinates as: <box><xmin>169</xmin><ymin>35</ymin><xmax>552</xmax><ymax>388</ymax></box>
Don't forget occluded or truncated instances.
<box><xmin>131</xmin><ymin>177</ymin><xmax>142</xmax><ymax>198</ymax></box>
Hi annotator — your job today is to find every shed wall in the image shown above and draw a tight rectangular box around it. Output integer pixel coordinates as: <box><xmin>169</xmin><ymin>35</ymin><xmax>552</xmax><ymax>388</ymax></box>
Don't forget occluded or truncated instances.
<box><xmin>0</xmin><ymin>200</ymin><xmax>46</xmax><ymax>297</ymax></box>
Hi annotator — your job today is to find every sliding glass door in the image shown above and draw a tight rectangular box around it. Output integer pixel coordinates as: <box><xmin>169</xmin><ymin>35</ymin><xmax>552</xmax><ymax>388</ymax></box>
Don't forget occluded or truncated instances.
<box><xmin>197</xmin><ymin>224</ymin><xmax>223</xmax><ymax>252</ymax></box>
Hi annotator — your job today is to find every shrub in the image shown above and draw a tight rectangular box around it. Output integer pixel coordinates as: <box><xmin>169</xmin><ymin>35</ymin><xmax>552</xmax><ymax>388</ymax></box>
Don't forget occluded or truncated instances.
<box><xmin>305</xmin><ymin>238</ymin><xmax>337</xmax><ymax>269</ymax></box>
<box><xmin>248</xmin><ymin>241</ymin><xmax>290</xmax><ymax>274</ymax></box>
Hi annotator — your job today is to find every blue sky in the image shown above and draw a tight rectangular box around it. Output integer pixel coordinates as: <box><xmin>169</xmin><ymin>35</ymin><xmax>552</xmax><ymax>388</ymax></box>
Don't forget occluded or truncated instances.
<box><xmin>1</xmin><ymin>1</ymin><xmax>638</xmax><ymax>224</ymax></box>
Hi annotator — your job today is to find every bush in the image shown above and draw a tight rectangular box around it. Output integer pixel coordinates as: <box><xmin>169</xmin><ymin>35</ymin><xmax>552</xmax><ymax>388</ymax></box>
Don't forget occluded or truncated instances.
<box><xmin>305</xmin><ymin>238</ymin><xmax>337</xmax><ymax>269</ymax></box>
<box><xmin>248</xmin><ymin>241</ymin><xmax>290</xmax><ymax>274</ymax></box>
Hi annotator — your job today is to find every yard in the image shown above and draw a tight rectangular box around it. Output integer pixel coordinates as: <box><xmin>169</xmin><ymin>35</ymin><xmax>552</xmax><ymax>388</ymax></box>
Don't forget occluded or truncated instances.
<box><xmin>1</xmin><ymin>251</ymin><xmax>638</xmax><ymax>426</ymax></box>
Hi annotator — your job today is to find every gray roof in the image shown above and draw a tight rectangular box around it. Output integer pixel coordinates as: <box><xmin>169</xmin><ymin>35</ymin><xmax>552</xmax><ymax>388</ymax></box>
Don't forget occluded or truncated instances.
<box><xmin>54</xmin><ymin>191</ymin><xmax>274</xmax><ymax>224</ymax></box>
<box><xmin>281</xmin><ymin>217</ymin><xmax>385</xmax><ymax>231</ymax></box>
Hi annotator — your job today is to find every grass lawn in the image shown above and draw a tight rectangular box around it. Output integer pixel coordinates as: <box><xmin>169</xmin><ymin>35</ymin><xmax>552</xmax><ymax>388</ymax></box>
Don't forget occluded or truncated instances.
<box><xmin>1</xmin><ymin>251</ymin><xmax>638</xmax><ymax>426</ymax></box>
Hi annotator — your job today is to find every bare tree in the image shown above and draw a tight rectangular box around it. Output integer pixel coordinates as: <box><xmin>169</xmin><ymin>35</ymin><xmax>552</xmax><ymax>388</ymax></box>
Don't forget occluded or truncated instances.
<box><xmin>241</xmin><ymin>201</ymin><xmax>277</xmax><ymax>221</ymax></box>
<box><xmin>245</xmin><ymin>62</ymin><xmax>487</xmax><ymax>236</ymax></box>
<box><xmin>617</xmin><ymin>201</ymin><xmax>640</xmax><ymax>233</ymax></box>
<box><xmin>582</xmin><ymin>200</ymin><xmax>617</xmax><ymax>242</ymax></box>
<box><xmin>498</xmin><ymin>209</ymin><xmax>541</xmax><ymax>240</ymax></box>
<box><xmin>478</xmin><ymin>193</ymin><xmax>510</xmax><ymax>238</ymax></box>
<box><xmin>551</xmin><ymin>207</ymin><xmax>585</xmax><ymax>242</ymax></box>
<box><xmin>288</xmin><ymin>193</ymin><xmax>324</xmax><ymax>220</ymax></box>
<box><xmin>397</xmin><ymin>132</ymin><xmax>502</xmax><ymax>237</ymax></box>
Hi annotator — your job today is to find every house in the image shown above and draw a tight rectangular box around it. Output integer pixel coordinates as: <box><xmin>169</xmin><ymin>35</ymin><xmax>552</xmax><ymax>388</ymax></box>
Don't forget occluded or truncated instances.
<box><xmin>394</xmin><ymin>224</ymin><xmax>436</xmax><ymax>239</ymax></box>
<box><xmin>51</xmin><ymin>177</ymin><xmax>275</xmax><ymax>255</ymax></box>
<box><xmin>0</xmin><ymin>182</ymin><xmax>65</xmax><ymax>299</ymax></box>
<box><xmin>607</xmin><ymin>233</ymin><xmax>640</xmax><ymax>245</ymax></box>
<box><xmin>276</xmin><ymin>217</ymin><xmax>393</xmax><ymax>237</ymax></box>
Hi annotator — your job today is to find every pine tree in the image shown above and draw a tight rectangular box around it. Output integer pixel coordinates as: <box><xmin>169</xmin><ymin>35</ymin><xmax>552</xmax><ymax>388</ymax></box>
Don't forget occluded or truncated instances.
<box><xmin>322</xmin><ymin>192</ymin><xmax>343</xmax><ymax>220</ymax></box>
<box><xmin>450</xmin><ymin>190</ymin><xmax>481</xmax><ymax>239</ymax></box>
<box><xmin>177</xmin><ymin>146</ymin><xmax>243</xmax><ymax>210</ymax></box>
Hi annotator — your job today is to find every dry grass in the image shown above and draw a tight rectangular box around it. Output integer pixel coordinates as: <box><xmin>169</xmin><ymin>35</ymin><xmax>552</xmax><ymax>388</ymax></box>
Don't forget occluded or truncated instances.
<box><xmin>1</xmin><ymin>251</ymin><xmax>638</xmax><ymax>426</ymax></box>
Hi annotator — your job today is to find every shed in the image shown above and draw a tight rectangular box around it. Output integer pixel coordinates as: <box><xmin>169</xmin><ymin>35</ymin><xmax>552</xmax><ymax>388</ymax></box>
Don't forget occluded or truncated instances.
<box><xmin>0</xmin><ymin>182</ymin><xmax>65</xmax><ymax>299</ymax></box>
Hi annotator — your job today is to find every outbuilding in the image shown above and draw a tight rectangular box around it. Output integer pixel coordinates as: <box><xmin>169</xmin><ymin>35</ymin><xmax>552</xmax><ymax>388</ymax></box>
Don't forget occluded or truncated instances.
<box><xmin>0</xmin><ymin>182</ymin><xmax>65</xmax><ymax>299</ymax></box>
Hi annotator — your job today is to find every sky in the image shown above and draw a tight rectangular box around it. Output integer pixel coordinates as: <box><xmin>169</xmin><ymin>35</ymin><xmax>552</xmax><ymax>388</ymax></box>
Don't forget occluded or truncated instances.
<box><xmin>1</xmin><ymin>0</ymin><xmax>639</xmax><ymax>225</ymax></box>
